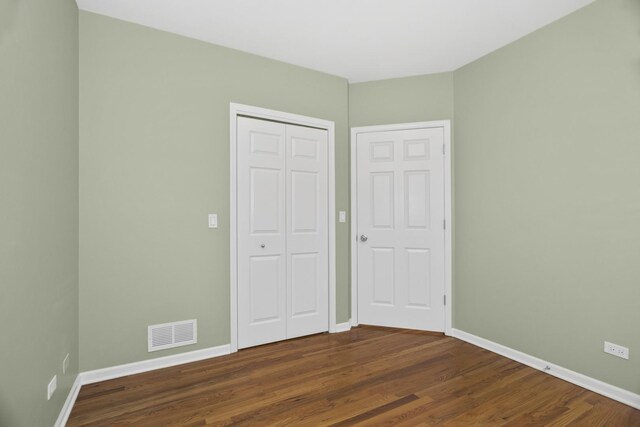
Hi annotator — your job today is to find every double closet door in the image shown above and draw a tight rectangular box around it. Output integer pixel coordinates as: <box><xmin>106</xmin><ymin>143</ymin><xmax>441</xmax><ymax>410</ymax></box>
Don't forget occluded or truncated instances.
<box><xmin>237</xmin><ymin>117</ymin><xmax>329</xmax><ymax>349</ymax></box>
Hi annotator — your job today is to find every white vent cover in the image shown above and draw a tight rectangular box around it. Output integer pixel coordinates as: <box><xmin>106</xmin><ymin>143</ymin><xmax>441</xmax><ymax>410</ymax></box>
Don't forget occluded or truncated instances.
<box><xmin>148</xmin><ymin>319</ymin><xmax>197</xmax><ymax>352</ymax></box>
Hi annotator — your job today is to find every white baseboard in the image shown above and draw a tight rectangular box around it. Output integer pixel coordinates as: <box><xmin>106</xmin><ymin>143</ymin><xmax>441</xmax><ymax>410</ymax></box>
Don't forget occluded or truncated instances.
<box><xmin>56</xmin><ymin>344</ymin><xmax>231</xmax><ymax>426</ymax></box>
<box><xmin>54</xmin><ymin>374</ymin><xmax>82</xmax><ymax>427</ymax></box>
<box><xmin>81</xmin><ymin>344</ymin><xmax>231</xmax><ymax>385</ymax></box>
<box><xmin>333</xmin><ymin>320</ymin><xmax>352</xmax><ymax>333</ymax></box>
<box><xmin>452</xmin><ymin>329</ymin><xmax>640</xmax><ymax>410</ymax></box>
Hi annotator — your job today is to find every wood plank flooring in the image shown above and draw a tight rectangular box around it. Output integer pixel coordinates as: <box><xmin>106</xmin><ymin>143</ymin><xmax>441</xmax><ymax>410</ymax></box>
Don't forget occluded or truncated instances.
<box><xmin>67</xmin><ymin>326</ymin><xmax>640</xmax><ymax>426</ymax></box>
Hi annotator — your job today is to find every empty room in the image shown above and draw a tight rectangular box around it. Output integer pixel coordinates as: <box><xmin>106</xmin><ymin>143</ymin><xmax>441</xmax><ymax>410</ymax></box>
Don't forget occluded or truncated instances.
<box><xmin>1</xmin><ymin>0</ymin><xmax>639</xmax><ymax>425</ymax></box>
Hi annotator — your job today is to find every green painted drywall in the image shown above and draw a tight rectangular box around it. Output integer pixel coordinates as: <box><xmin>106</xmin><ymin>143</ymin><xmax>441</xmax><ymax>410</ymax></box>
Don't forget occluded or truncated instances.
<box><xmin>79</xmin><ymin>11</ymin><xmax>350</xmax><ymax>371</ymax></box>
<box><xmin>454</xmin><ymin>0</ymin><xmax>640</xmax><ymax>393</ymax></box>
<box><xmin>349</xmin><ymin>73</ymin><xmax>454</xmax><ymax>127</ymax></box>
<box><xmin>0</xmin><ymin>1</ymin><xmax>79</xmax><ymax>426</ymax></box>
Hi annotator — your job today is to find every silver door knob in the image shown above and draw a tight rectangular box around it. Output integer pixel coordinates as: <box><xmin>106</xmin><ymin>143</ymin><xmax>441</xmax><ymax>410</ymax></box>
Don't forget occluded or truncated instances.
<box><xmin>360</xmin><ymin>235</ymin><xmax>368</xmax><ymax>242</ymax></box>
<box><xmin>260</xmin><ymin>243</ymin><xmax>266</xmax><ymax>248</ymax></box>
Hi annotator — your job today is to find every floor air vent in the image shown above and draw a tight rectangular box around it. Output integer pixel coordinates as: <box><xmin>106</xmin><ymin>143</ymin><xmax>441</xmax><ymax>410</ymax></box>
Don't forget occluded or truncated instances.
<box><xmin>148</xmin><ymin>319</ymin><xmax>197</xmax><ymax>352</ymax></box>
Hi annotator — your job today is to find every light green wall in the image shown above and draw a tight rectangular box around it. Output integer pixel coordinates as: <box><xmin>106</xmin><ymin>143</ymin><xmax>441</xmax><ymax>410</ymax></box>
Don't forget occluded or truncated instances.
<box><xmin>454</xmin><ymin>0</ymin><xmax>640</xmax><ymax>393</ymax></box>
<box><xmin>79</xmin><ymin>11</ymin><xmax>350</xmax><ymax>370</ymax></box>
<box><xmin>349</xmin><ymin>73</ymin><xmax>454</xmax><ymax>127</ymax></box>
<box><xmin>0</xmin><ymin>1</ymin><xmax>79</xmax><ymax>426</ymax></box>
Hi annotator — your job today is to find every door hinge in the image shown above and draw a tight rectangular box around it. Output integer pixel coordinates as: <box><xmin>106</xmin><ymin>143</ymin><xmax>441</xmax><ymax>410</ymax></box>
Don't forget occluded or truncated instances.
<box><xmin>444</xmin><ymin>295</ymin><xmax>447</xmax><ymax>305</ymax></box>
<box><xmin>443</xmin><ymin>144</ymin><xmax>446</xmax><ymax>155</ymax></box>
<box><xmin>443</xmin><ymin>219</ymin><xmax>446</xmax><ymax>229</ymax></box>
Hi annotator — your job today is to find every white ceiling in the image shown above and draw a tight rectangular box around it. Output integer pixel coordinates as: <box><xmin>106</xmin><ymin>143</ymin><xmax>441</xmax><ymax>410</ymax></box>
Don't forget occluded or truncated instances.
<box><xmin>76</xmin><ymin>0</ymin><xmax>595</xmax><ymax>83</ymax></box>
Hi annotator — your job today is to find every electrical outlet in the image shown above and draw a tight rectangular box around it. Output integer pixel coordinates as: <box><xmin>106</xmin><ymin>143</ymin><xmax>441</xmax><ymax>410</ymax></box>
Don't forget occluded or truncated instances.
<box><xmin>47</xmin><ymin>375</ymin><xmax>57</xmax><ymax>400</ymax></box>
<box><xmin>63</xmin><ymin>354</ymin><xmax>70</xmax><ymax>374</ymax></box>
<box><xmin>604</xmin><ymin>341</ymin><xmax>629</xmax><ymax>360</ymax></box>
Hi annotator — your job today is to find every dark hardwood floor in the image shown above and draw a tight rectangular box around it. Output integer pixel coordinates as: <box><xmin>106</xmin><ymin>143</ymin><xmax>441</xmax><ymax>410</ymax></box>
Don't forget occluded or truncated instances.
<box><xmin>68</xmin><ymin>326</ymin><xmax>640</xmax><ymax>426</ymax></box>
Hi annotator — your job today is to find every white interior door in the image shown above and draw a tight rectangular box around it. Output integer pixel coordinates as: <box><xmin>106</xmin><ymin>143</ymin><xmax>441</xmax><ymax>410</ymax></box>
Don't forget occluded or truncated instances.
<box><xmin>237</xmin><ymin>116</ymin><xmax>328</xmax><ymax>349</ymax></box>
<box><xmin>356</xmin><ymin>127</ymin><xmax>445</xmax><ymax>331</ymax></box>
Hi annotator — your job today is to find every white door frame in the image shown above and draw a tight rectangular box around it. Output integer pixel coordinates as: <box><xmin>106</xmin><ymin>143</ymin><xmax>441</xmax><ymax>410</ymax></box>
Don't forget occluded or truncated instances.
<box><xmin>350</xmin><ymin>121</ymin><xmax>453</xmax><ymax>336</ymax></box>
<box><xmin>230</xmin><ymin>103</ymin><xmax>337</xmax><ymax>353</ymax></box>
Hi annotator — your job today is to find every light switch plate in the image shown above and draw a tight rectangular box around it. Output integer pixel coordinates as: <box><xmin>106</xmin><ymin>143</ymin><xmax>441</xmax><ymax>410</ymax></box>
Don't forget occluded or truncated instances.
<box><xmin>208</xmin><ymin>214</ymin><xmax>218</xmax><ymax>228</ymax></box>
<box><xmin>339</xmin><ymin>211</ymin><xmax>346</xmax><ymax>223</ymax></box>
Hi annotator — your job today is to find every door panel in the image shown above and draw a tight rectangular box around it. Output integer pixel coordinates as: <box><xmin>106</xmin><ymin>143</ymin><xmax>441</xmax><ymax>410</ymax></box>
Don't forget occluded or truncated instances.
<box><xmin>250</xmin><ymin>130</ymin><xmax>281</xmax><ymax>155</ymax></box>
<box><xmin>371</xmin><ymin>173</ymin><xmax>395</xmax><ymax>228</ymax></box>
<box><xmin>357</xmin><ymin>127</ymin><xmax>445</xmax><ymax>331</ymax></box>
<box><xmin>372</xmin><ymin>248</ymin><xmax>395</xmax><ymax>305</ymax></box>
<box><xmin>250</xmin><ymin>168</ymin><xmax>282</xmax><ymax>233</ymax></box>
<box><xmin>406</xmin><ymin>249</ymin><xmax>430</xmax><ymax>308</ymax></box>
<box><xmin>290</xmin><ymin>253</ymin><xmax>319</xmax><ymax>317</ymax></box>
<box><xmin>291</xmin><ymin>171</ymin><xmax>318</xmax><ymax>233</ymax></box>
<box><xmin>404</xmin><ymin>138</ymin><xmax>429</xmax><ymax>160</ymax></box>
<box><xmin>238</xmin><ymin>117</ymin><xmax>287</xmax><ymax>348</ymax></box>
<box><xmin>404</xmin><ymin>171</ymin><xmax>429</xmax><ymax>229</ymax></box>
<box><xmin>286</xmin><ymin>124</ymin><xmax>328</xmax><ymax>339</ymax></box>
<box><xmin>249</xmin><ymin>255</ymin><xmax>282</xmax><ymax>323</ymax></box>
<box><xmin>370</xmin><ymin>140</ymin><xmax>394</xmax><ymax>162</ymax></box>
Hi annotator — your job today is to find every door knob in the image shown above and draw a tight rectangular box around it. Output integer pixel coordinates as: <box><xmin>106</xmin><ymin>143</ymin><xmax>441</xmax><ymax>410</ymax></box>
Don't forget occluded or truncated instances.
<box><xmin>260</xmin><ymin>243</ymin><xmax>266</xmax><ymax>248</ymax></box>
<box><xmin>360</xmin><ymin>235</ymin><xmax>368</xmax><ymax>242</ymax></box>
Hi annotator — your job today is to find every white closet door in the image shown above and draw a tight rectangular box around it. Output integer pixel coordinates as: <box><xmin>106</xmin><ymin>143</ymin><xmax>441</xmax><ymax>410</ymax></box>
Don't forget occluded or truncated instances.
<box><xmin>237</xmin><ymin>117</ymin><xmax>329</xmax><ymax>349</ymax></box>
<box><xmin>286</xmin><ymin>124</ymin><xmax>328</xmax><ymax>339</ymax></box>
<box><xmin>237</xmin><ymin>117</ymin><xmax>287</xmax><ymax>348</ymax></box>
<box><xmin>356</xmin><ymin>127</ymin><xmax>445</xmax><ymax>331</ymax></box>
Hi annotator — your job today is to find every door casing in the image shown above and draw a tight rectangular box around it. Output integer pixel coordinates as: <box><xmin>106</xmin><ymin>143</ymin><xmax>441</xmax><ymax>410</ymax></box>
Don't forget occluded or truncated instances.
<box><xmin>230</xmin><ymin>103</ymin><xmax>337</xmax><ymax>353</ymax></box>
<box><xmin>350</xmin><ymin>121</ymin><xmax>453</xmax><ymax>335</ymax></box>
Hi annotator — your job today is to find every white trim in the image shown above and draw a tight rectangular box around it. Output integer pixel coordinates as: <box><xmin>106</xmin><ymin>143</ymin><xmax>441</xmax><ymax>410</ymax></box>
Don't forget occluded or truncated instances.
<box><xmin>333</xmin><ymin>320</ymin><xmax>352</xmax><ymax>333</ymax></box>
<box><xmin>350</xmin><ymin>121</ymin><xmax>453</xmax><ymax>332</ymax></box>
<box><xmin>80</xmin><ymin>344</ymin><xmax>231</xmax><ymax>385</ymax></box>
<box><xmin>443</xmin><ymin>122</ymin><xmax>453</xmax><ymax>336</ymax></box>
<box><xmin>54</xmin><ymin>375</ymin><xmax>82</xmax><ymax>427</ymax></box>
<box><xmin>327</xmin><ymin>118</ymin><xmax>337</xmax><ymax>334</ymax></box>
<box><xmin>230</xmin><ymin>105</ymin><xmax>238</xmax><ymax>353</ymax></box>
<box><xmin>351</xmin><ymin>121</ymin><xmax>451</xmax><ymax>134</ymax></box>
<box><xmin>229</xmin><ymin>103</ymin><xmax>337</xmax><ymax>350</ymax></box>
<box><xmin>452</xmin><ymin>329</ymin><xmax>640</xmax><ymax>410</ymax></box>
<box><xmin>350</xmin><ymin>135</ymin><xmax>359</xmax><ymax>328</ymax></box>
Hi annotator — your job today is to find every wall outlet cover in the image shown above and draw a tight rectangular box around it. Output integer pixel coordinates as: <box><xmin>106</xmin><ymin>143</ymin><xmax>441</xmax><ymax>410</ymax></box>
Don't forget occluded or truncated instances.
<box><xmin>604</xmin><ymin>341</ymin><xmax>629</xmax><ymax>360</ymax></box>
<box><xmin>47</xmin><ymin>375</ymin><xmax>57</xmax><ymax>400</ymax></box>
